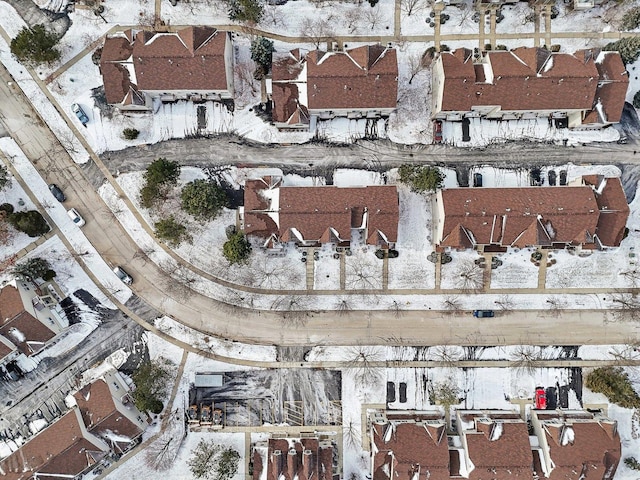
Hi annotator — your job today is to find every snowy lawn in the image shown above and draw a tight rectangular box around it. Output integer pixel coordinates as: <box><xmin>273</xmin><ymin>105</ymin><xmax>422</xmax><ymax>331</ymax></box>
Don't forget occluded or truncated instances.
<box><xmin>314</xmin><ymin>245</ymin><xmax>341</xmax><ymax>290</ymax></box>
<box><xmin>490</xmin><ymin>248</ymin><xmax>539</xmax><ymax>290</ymax></box>
<box><xmin>440</xmin><ymin>249</ymin><xmax>484</xmax><ymax>290</ymax></box>
<box><xmin>0</xmin><ymin>172</ymin><xmax>41</xmax><ymax>263</ymax></box>
<box><xmin>439</xmin><ymin>3</ymin><xmax>478</xmax><ymax>36</ymax></box>
<box><xmin>495</xmin><ymin>3</ymin><xmax>535</xmax><ymax>35</ymax></box>
<box><xmin>344</xmin><ymin>246</ymin><xmax>382</xmax><ymax>290</ymax></box>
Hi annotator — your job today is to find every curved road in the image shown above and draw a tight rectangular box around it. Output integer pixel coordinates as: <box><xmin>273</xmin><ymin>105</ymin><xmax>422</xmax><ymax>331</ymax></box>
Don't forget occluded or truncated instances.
<box><xmin>0</xmin><ymin>62</ymin><xmax>639</xmax><ymax>347</ymax></box>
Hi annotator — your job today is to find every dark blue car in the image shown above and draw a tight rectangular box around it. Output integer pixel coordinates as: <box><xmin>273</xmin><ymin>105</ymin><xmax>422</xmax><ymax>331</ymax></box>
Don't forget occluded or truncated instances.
<box><xmin>473</xmin><ymin>310</ymin><xmax>495</xmax><ymax>318</ymax></box>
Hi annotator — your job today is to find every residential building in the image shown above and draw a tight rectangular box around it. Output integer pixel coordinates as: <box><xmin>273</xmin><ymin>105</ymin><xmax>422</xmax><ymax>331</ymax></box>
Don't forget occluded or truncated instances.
<box><xmin>0</xmin><ymin>371</ymin><xmax>147</xmax><ymax>479</ymax></box>
<box><xmin>431</xmin><ymin>47</ymin><xmax>628</xmax><ymax>130</ymax></box>
<box><xmin>242</xmin><ymin>177</ymin><xmax>399</xmax><ymax>248</ymax></box>
<box><xmin>0</xmin><ymin>408</ymin><xmax>110</xmax><ymax>480</ymax></box>
<box><xmin>0</xmin><ymin>280</ymin><xmax>67</xmax><ymax>366</ymax></box>
<box><xmin>252</xmin><ymin>436</ymin><xmax>336</xmax><ymax>480</ymax></box>
<box><xmin>73</xmin><ymin>369</ymin><xmax>148</xmax><ymax>453</ymax></box>
<box><xmin>456</xmin><ymin>410</ymin><xmax>534</xmax><ymax>480</ymax></box>
<box><xmin>369</xmin><ymin>410</ymin><xmax>456</xmax><ymax>480</ymax></box>
<box><xmin>100</xmin><ymin>26</ymin><xmax>234</xmax><ymax>111</ymax></box>
<box><xmin>433</xmin><ymin>175</ymin><xmax>629</xmax><ymax>251</ymax></box>
<box><xmin>270</xmin><ymin>45</ymin><xmax>398</xmax><ymax>130</ymax></box>
<box><xmin>531</xmin><ymin>410</ymin><xmax>620</xmax><ymax>480</ymax></box>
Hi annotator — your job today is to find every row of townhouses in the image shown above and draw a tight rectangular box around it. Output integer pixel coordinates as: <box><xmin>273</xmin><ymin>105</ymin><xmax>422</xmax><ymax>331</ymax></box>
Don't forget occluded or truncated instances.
<box><xmin>96</xmin><ymin>27</ymin><xmax>629</xmax><ymax>137</ymax></box>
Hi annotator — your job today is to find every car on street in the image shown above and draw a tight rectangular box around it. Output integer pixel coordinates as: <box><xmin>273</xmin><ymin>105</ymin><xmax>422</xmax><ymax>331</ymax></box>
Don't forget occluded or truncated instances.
<box><xmin>67</xmin><ymin>208</ymin><xmax>85</xmax><ymax>227</ymax></box>
<box><xmin>48</xmin><ymin>184</ymin><xmax>66</xmax><ymax>202</ymax></box>
<box><xmin>535</xmin><ymin>387</ymin><xmax>547</xmax><ymax>409</ymax></box>
<box><xmin>113</xmin><ymin>266</ymin><xmax>133</xmax><ymax>285</ymax></box>
<box><xmin>473</xmin><ymin>310</ymin><xmax>494</xmax><ymax>318</ymax></box>
<box><xmin>72</xmin><ymin>103</ymin><xmax>89</xmax><ymax>125</ymax></box>
<box><xmin>433</xmin><ymin>120</ymin><xmax>443</xmax><ymax>143</ymax></box>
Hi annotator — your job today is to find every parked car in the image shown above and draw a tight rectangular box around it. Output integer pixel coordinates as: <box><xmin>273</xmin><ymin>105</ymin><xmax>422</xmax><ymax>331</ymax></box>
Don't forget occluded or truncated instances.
<box><xmin>67</xmin><ymin>208</ymin><xmax>85</xmax><ymax>227</ymax></box>
<box><xmin>113</xmin><ymin>266</ymin><xmax>133</xmax><ymax>285</ymax></box>
<box><xmin>48</xmin><ymin>184</ymin><xmax>66</xmax><ymax>202</ymax></box>
<box><xmin>433</xmin><ymin>120</ymin><xmax>443</xmax><ymax>143</ymax></box>
<box><xmin>72</xmin><ymin>103</ymin><xmax>89</xmax><ymax>125</ymax></box>
<box><xmin>473</xmin><ymin>310</ymin><xmax>494</xmax><ymax>318</ymax></box>
<box><xmin>534</xmin><ymin>387</ymin><xmax>547</xmax><ymax>410</ymax></box>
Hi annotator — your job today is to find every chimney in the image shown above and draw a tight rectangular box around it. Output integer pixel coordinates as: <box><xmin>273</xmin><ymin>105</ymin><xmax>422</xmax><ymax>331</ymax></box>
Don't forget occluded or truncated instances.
<box><xmin>288</xmin><ymin>448</ymin><xmax>298</xmax><ymax>479</ymax></box>
<box><xmin>303</xmin><ymin>450</ymin><xmax>313</xmax><ymax>480</ymax></box>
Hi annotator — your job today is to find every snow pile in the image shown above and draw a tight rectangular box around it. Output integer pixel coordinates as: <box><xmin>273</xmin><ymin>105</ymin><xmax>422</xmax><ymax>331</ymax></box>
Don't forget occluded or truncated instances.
<box><xmin>28</xmin><ymin>419</ymin><xmax>48</xmax><ymax>435</ymax></box>
<box><xmin>560</xmin><ymin>425</ymin><xmax>575</xmax><ymax>446</ymax></box>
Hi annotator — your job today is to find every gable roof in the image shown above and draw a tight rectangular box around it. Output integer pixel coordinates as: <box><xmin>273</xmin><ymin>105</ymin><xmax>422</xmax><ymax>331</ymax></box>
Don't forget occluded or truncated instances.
<box><xmin>0</xmin><ymin>285</ymin><xmax>56</xmax><ymax>356</ymax></box>
<box><xmin>0</xmin><ymin>410</ymin><xmax>107</xmax><ymax>480</ymax></box>
<box><xmin>100</xmin><ymin>26</ymin><xmax>230</xmax><ymax>104</ymax></box>
<box><xmin>535</xmin><ymin>411</ymin><xmax>620</xmax><ymax>480</ymax></box>
<box><xmin>438</xmin><ymin>176</ymin><xmax>628</xmax><ymax>249</ymax></box>
<box><xmin>438</xmin><ymin>47</ymin><xmax>626</xmax><ymax>119</ymax></box>
<box><xmin>73</xmin><ymin>378</ymin><xmax>143</xmax><ymax>449</ymax></box>
<box><xmin>260</xmin><ymin>438</ymin><xmax>333</xmax><ymax>480</ymax></box>
<box><xmin>307</xmin><ymin>45</ymin><xmax>398</xmax><ymax>110</ymax></box>
<box><xmin>459</xmin><ymin>412</ymin><xmax>533</xmax><ymax>480</ymax></box>
<box><xmin>371</xmin><ymin>413</ymin><xmax>450</xmax><ymax>480</ymax></box>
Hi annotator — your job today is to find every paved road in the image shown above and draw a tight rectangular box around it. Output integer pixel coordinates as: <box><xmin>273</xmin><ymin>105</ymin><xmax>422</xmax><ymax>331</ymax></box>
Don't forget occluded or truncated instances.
<box><xmin>2</xmin><ymin>58</ymin><xmax>640</xmax><ymax>348</ymax></box>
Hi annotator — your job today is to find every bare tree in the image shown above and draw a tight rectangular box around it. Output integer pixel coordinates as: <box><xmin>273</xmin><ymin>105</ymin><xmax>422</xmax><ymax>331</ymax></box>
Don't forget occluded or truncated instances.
<box><xmin>453</xmin><ymin>260</ymin><xmax>484</xmax><ymax>292</ymax></box>
<box><xmin>345</xmin><ymin>253</ymin><xmax>381</xmax><ymax>290</ymax></box>
<box><xmin>249</xmin><ymin>258</ymin><xmax>302</xmax><ymax>289</ymax></box>
<box><xmin>234</xmin><ymin>61</ymin><xmax>260</xmax><ymax>104</ymax></box>
<box><xmin>336</xmin><ymin>298</ymin><xmax>351</xmax><ymax>317</ymax></box>
<box><xmin>342</xmin><ymin>418</ymin><xmax>362</xmax><ymax>451</ymax></box>
<box><xmin>609</xmin><ymin>339</ymin><xmax>640</xmax><ymax>365</ymax></box>
<box><xmin>364</xmin><ymin>6</ymin><xmax>384</xmax><ymax>30</ymax></box>
<box><xmin>510</xmin><ymin>345</ymin><xmax>547</xmax><ymax>376</ymax></box>
<box><xmin>159</xmin><ymin>260</ymin><xmax>196</xmax><ymax>302</ymax></box>
<box><xmin>610</xmin><ymin>293</ymin><xmax>640</xmax><ymax>322</ymax></box>
<box><xmin>144</xmin><ymin>407</ymin><xmax>185</xmax><ymax>470</ymax></box>
<box><xmin>407</xmin><ymin>52</ymin><xmax>426</xmax><ymax>85</ymax></box>
<box><xmin>344</xmin><ymin>8</ymin><xmax>361</xmax><ymax>34</ymax></box>
<box><xmin>401</xmin><ymin>0</ymin><xmax>426</xmax><ymax>16</ymax></box>
<box><xmin>261</xmin><ymin>4</ymin><xmax>286</xmax><ymax>28</ymax></box>
<box><xmin>442</xmin><ymin>295</ymin><xmax>463</xmax><ymax>313</ymax></box>
<box><xmin>271</xmin><ymin>295</ymin><xmax>311</xmax><ymax>327</ymax></box>
<box><xmin>494</xmin><ymin>294</ymin><xmax>515</xmax><ymax>311</ymax></box>
<box><xmin>621</xmin><ymin>270</ymin><xmax>640</xmax><ymax>288</ymax></box>
<box><xmin>430</xmin><ymin>345</ymin><xmax>463</xmax><ymax>367</ymax></box>
<box><xmin>388</xmin><ymin>299</ymin><xmax>404</xmax><ymax>318</ymax></box>
<box><xmin>346</xmin><ymin>345</ymin><xmax>384</xmax><ymax>387</ymax></box>
<box><xmin>545</xmin><ymin>295</ymin><xmax>566</xmax><ymax>317</ymax></box>
<box><xmin>300</xmin><ymin>18</ymin><xmax>333</xmax><ymax>49</ymax></box>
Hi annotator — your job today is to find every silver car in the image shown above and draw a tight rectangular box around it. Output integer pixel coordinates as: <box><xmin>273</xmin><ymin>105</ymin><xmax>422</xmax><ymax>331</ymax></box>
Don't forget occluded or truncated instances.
<box><xmin>113</xmin><ymin>266</ymin><xmax>133</xmax><ymax>285</ymax></box>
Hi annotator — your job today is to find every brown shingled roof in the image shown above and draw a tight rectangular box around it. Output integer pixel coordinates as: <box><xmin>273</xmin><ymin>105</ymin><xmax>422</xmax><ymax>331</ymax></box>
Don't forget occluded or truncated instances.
<box><xmin>0</xmin><ymin>411</ymin><xmax>107</xmax><ymax>480</ymax></box>
<box><xmin>265</xmin><ymin>438</ymin><xmax>333</xmax><ymax>480</ymax></box>
<box><xmin>372</xmin><ymin>415</ymin><xmax>450</xmax><ymax>480</ymax></box>
<box><xmin>0</xmin><ymin>286</ymin><xmax>56</xmax><ymax>356</ymax></box>
<box><xmin>307</xmin><ymin>45</ymin><xmax>398</xmax><ymax>110</ymax></box>
<box><xmin>439</xmin><ymin>48</ymin><xmax>606</xmax><ymax>113</ymax></box>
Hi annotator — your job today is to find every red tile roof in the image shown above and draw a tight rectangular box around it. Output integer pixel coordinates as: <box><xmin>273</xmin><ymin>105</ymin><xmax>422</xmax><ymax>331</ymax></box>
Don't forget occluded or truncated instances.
<box><xmin>439</xmin><ymin>177</ymin><xmax>628</xmax><ymax>249</ymax></box>
<box><xmin>0</xmin><ymin>411</ymin><xmax>106</xmax><ymax>480</ymax></box>
<box><xmin>307</xmin><ymin>45</ymin><xmax>398</xmax><ymax>110</ymax></box>
<box><xmin>437</xmin><ymin>48</ymin><xmax>626</xmax><ymax>123</ymax></box>
<box><xmin>371</xmin><ymin>413</ymin><xmax>450</xmax><ymax>480</ymax></box>
<box><xmin>0</xmin><ymin>286</ymin><xmax>56</xmax><ymax>356</ymax></box>
<box><xmin>100</xmin><ymin>27</ymin><xmax>230</xmax><ymax>104</ymax></box>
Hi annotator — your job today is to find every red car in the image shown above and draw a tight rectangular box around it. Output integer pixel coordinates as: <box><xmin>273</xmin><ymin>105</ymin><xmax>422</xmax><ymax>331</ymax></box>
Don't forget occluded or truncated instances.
<box><xmin>534</xmin><ymin>387</ymin><xmax>547</xmax><ymax>410</ymax></box>
<box><xmin>433</xmin><ymin>120</ymin><xmax>443</xmax><ymax>143</ymax></box>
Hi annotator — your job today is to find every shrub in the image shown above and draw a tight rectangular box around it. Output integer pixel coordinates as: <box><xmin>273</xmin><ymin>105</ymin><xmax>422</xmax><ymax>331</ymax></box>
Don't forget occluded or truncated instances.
<box><xmin>633</xmin><ymin>91</ymin><xmax>640</xmax><ymax>109</ymax></box>
<box><xmin>223</xmin><ymin>231</ymin><xmax>251</xmax><ymax>264</ymax></box>
<box><xmin>621</xmin><ymin>6</ymin><xmax>640</xmax><ymax>31</ymax></box>
<box><xmin>8</xmin><ymin>210</ymin><xmax>50</xmax><ymax>237</ymax></box>
<box><xmin>484</xmin><ymin>43</ymin><xmax>492</xmax><ymax>51</ymax></box>
<box><xmin>0</xmin><ymin>165</ymin><xmax>9</xmax><ymax>191</ymax></box>
<box><xmin>625</xmin><ymin>457</ymin><xmax>640</xmax><ymax>471</ymax></box>
<box><xmin>0</xmin><ymin>203</ymin><xmax>14</xmax><ymax>214</ymax></box>
<box><xmin>154</xmin><ymin>216</ymin><xmax>190</xmax><ymax>247</ymax></box>
<box><xmin>398</xmin><ymin>165</ymin><xmax>444</xmax><ymax>193</ymax></box>
<box><xmin>10</xmin><ymin>25</ymin><xmax>61</xmax><ymax>65</ymax></box>
<box><xmin>122</xmin><ymin>128</ymin><xmax>139</xmax><ymax>140</ymax></box>
<box><xmin>550</xmin><ymin>44</ymin><xmax>561</xmax><ymax>52</ymax></box>
<box><xmin>495</xmin><ymin>44</ymin><xmax>508</xmax><ymax>51</ymax></box>
<box><xmin>139</xmin><ymin>158</ymin><xmax>180</xmax><ymax>208</ymax></box>
<box><xmin>585</xmin><ymin>367</ymin><xmax>640</xmax><ymax>409</ymax></box>
<box><xmin>181</xmin><ymin>179</ymin><xmax>227</xmax><ymax>221</ymax></box>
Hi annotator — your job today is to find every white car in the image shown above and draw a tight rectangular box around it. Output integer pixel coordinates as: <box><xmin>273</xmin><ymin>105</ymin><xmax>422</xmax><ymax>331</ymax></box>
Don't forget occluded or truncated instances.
<box><xmin>113</xmin><ymin>266</ymin><xmax>133</xmax><ymax>285</ymax></box>
<box><xmin>67</xmin><ymin>208</ymin><xmax>85</xmax><ymax>227</ymax></box>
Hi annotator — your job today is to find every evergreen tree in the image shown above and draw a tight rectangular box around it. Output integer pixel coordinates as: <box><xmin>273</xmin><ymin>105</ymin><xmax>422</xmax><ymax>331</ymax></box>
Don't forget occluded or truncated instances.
<box><xmin>223</xmin><ymin>231</ymin><xmax>252</xmax><ymax>264</ymax></box>
<box><xmin>13</xmin><ymin>257</ymin><xmax>53</xmax><ymax>280</ymax></box>
<box><xmin>181</xmin><ymin>179</ymin><xmax>227</xmax><ymax>220</ymax></box>
<box><xmin>131</xmin><ymin>358</ymin><xmax>173</xmax><ymax>414</ymax></box>
<box><xmin>10</xmin><ymin>25</ymin><xmax>61</xmax><ymax>64</ymax></box>
<box><xmin>154</xmin><ymin>216</ymin><xmax>191</xmax><ymax>246</ymax></box>
<box><xmin>250</xmin><ymin>37</ymin><xmax>275</xmax><ymax>78</ymax></box>
<box><xmin>398</xmin><ymin>165</ymin><xmax>444</xmax><ymax>193</ymax></box>
<box><xmin>227</xmin><ymin>0</ymin><xmax>263</xmax><ymax>23</ymax></box>
<box><xmin>603</xmin><ymin>37</ymin><xmax>640</xmax><ymax>65</ymax></box>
